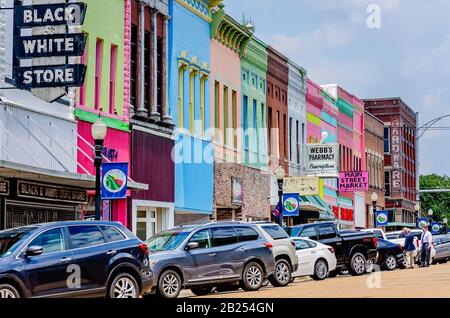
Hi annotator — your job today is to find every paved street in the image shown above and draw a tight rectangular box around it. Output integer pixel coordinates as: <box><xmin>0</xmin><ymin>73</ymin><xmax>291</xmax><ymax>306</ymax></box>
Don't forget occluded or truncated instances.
<box><xmin>183</xmin><ymin>263</ymin><xmax>450</xmax><ymax>298</ymax></box>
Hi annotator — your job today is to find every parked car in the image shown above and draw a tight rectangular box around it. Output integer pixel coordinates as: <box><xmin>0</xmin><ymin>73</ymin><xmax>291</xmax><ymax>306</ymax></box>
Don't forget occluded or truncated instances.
<box><xmin>0</xmin><ymin>221</ymin><xmax>152</xmax><ymax>298</ymax></box>
<box><xmin>252</xmin><ymin>222</ymin><xmax>298</xmax><ymax>287</ymax></box>
<box><xmin>372</xmin><ymin>239</ymin><xmax>405</xmax><ymax>271</ymax></box>
<box><xmin>432</xmin><ymin>235</ymin><xmax>450</xmax><ymax>264</ymax></box>
<box><xmin>291</xmin><ymin>238</ymin><xmax>337</xmax><ymax>280</ymax></box>
<box><xmin>143</xmin><ymin>222</ymin><xmax>276</xmax><ymax>298</ymax></box>
<box><xmin>287</xmin><ymin>222</ymin><xmax>378</xmax><ymax>276</ymax></box>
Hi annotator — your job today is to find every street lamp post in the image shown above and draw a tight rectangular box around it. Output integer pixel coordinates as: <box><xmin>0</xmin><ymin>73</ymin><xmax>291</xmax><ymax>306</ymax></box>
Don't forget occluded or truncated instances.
<box><xmin>276</xmin><ymin>166</ymin><xmax>286</xmax><ymax>227</ymax></box>
<box><xmin>414</xmin><ymin>203</ymin><xmax>420</xmax><ymax>226</ymax></box>
<box><xmin>92</xmin><ymin>117</ymin><xmax>107</xmax><ymax>221</ymax></box>
<box><xmin>428</xmin><ymin>209</ymin><xmax>434</xmax><ymax>225</ymax></box>
<box><xmin>371</xmin><ymin>192</ymin><xmax>378</xmax><ymax>228</ymax></box>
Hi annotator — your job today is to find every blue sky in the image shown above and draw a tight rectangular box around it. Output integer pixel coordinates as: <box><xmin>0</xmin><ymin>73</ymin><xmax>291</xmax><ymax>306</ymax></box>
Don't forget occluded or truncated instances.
<box><xmin>225</xmin><ymin>0</ymin><xmax>450</xmax><ymax>176</ymax></box>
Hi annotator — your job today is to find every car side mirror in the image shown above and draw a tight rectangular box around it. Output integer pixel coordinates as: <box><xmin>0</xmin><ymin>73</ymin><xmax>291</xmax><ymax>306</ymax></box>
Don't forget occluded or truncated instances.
<box><xmin>186</xmin><ymin>242</ymin><xmax>199</xmax><ymax>251</ymax></box>
<box><xmin>25</xmin><ymin>246</ymin><xmax>43</xmax><ymax>257</ymax></box>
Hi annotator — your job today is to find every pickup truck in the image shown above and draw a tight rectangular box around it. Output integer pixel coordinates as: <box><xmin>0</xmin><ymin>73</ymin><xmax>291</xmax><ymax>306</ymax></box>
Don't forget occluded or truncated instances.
<box><xmin>287</xmin><ymin>222</ymin><xmax>378</xmax><ymax>276</ymax></box>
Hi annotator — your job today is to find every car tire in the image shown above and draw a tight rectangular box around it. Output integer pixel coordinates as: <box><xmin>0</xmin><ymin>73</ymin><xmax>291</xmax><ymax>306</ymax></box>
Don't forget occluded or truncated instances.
<box><xmin>268</xmin><ymin>259</ymin><xmax>292</xmax><ymax>287</ymax></box>
<box><xmin>312</xmin><ymin>259</ymin><xmax>329</xmax><ymax>281</ymax></box>
<box><xmin>108</xmin><ymin>273</ymin><xmax>139</xmax><ymax>299</ymax></box>
<box><xmin>365</xmin><ymin>259</ymin><xmax>375</xmax><ymax>273</ymax></box>
<box><xmin>348</xmin><ymin>253</ymin><xmax>367</xmax><ymax>276</ymax></box>
<box><xmin>190</xmin><ymin>287</ymin><xmax>213</xmax><ymax>297</ymax></box>
<box><xmin>241</xmin><ymin>262</ymin><xmax>264</xmax><ymax>291</ymax></box>
<box><xmin>328</xmin><ymin>270</ymin><xmax>338</xmax><ymax>278</ymax></box>
<box><xmin>0</xmin><ymin>284</ymin><xmax>20</xmax><ymax>299</ymax></box>
<box><xmin>385</xmin><ymin>255</ymin><xmax>397</xmax><ymax>271</ymax></box>
<box><xmin>439</xmin><ymin>259</ymin><xmax>447</xmax><ymax>264</ymax></box>
<box><xmin>157</xmin><ymin>270</ymin><xmax>182</xmax><ymax>299</ymax></box>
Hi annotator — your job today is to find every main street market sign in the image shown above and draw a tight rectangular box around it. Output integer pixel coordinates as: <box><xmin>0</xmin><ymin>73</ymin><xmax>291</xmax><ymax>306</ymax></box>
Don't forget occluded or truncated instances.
<box><xmin>12</xmin><ymin>1</ymin><xmax>87</xmax><ymax>100</ymax></box>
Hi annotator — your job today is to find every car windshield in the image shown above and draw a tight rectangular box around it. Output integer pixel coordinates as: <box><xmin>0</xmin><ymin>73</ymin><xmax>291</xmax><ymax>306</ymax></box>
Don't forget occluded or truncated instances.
<box><xmin>261</xmin><ymin>225</ymin><xmax>289</xmax><ymax>240</ymax></box>
<box><xmin>0</xmin><ymin>228</ymin><xmax>35</xmax><ymax>258</ymax></box>
<box><xmin>146</xmin><ymin>231</ymin><xmax>190</xmax><ymax>251</ymax></box>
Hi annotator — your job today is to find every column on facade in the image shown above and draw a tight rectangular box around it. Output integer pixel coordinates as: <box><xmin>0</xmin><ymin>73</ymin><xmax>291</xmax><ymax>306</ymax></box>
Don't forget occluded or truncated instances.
<box><xmin>162</xmin><ymin>15</ymin><xmax>172</xmax><ymax>124</ymax></box>
<box><xmin>136</xmin><ymin>1</ymin><xmax>147</xmax><ymax>116</ymax></box>
<box><xmin>149</xmin><ymin>8</ymin><xmax>160</xmax><ymax>120</ymax></box>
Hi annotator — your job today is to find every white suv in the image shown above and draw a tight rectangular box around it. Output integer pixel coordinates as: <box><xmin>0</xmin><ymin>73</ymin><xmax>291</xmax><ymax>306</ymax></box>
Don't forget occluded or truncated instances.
<box><xmin>253</xmin><ymin>222</ymin><xmax>299</xmax><ymax>287</ymax></box>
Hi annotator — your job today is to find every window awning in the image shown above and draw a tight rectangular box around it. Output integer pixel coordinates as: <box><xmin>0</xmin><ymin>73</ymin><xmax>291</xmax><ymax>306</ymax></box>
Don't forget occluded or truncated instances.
<box><xmin>0</xmin><ymin>160</ymin><xmax>148</xmax><ymax>191</ymax></box>
<box><xmin>299</xmin><ymin>195</ymin><xmax>335</xmax><ymax>221</ymax></box>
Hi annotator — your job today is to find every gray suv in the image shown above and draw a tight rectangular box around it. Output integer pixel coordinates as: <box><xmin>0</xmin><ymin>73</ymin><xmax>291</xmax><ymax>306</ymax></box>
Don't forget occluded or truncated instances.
<box><xmin>143</xmin><ymin>222</ymin><xmax>276</xmax><ymax>298</ymax></box>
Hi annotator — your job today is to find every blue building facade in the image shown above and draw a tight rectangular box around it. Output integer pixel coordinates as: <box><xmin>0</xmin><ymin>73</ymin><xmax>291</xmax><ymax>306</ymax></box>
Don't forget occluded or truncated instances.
<box><xmin>169</xmin><ymin>0</ymin><xmax>218</xmax><ymax>224</ymax></box>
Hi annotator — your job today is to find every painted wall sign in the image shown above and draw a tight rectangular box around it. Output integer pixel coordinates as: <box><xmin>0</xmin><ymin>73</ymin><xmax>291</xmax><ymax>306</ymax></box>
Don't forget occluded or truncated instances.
<box><xmin>338</xmin><ymin>171</ymin><xmax>369</xmax><ymax>192</ymax></box>
<box><xmin>0</xmin><ymin>180</ymin><xmax>10</xmax><ymax>196</ymax></box>
<box><xmin>305</xmin><ymin>143</ymin><xmax>339</xmax><ymax>177</ymax></box>
<box><xmin>102</xmin><ymin>162</ymin><xmax>128</xmax><ymax>200</ymax></box>
<box><xmin>231</xmin><ymin>177</ymin><xmax>243</xmax><ymax>205</ymax></box>
<box><xmin>13</xmin><ymin>64</ymin><xmax>87</xmax><ymax>89</ymax></box>
<box><xmin>376</xmin><ymin>211</ymin><xmax>389</xmax><ymax>227</ymax></box>
<box><xmin>14</xmin><ymin>33</ymin><xmax>87</xmax><ymax>58</ymax></box>
<box><xmin>282</xmin><ymin>193</ymin><xmax>300</xmax><ymax>217</ymax></box>
<box><xmin>283</xmin><ymin>176</ymin><xmax>319</xmax><ymax>196</ymax></box>
<box><xmin>14</xmin><ymin>2</ymin><xmax>87</xmax><ymax>28</ymax></box>
<box><xmin>17</xmin><ymin>180</ymin><xmax>87</xmax><ymax>204</ymax></box>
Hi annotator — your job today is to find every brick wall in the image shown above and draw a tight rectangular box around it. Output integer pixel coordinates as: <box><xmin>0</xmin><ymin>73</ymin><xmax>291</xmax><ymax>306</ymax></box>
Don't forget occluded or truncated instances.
<box><xmin>214</xmin><ymin>163</ymin><xmax>270</xmax><ymax>220</ymax></box>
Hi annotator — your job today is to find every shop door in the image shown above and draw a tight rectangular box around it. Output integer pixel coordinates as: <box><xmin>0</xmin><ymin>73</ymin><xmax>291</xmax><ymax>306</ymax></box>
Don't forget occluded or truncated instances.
<box><xmin>136</xmin><ymin>208</ymin><xmax>157</xmax><ymax>241</ymax></box>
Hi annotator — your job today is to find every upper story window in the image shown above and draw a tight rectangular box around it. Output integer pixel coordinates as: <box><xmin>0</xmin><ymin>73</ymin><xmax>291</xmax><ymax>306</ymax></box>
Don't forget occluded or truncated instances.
<box><xmin>384</xmin><ymin>127</ymin><xmax>390</xmax><ymax>153</ymax></box>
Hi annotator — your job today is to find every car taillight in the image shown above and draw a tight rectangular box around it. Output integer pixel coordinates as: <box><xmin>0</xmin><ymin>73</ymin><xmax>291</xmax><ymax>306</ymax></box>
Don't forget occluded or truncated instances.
<box><xmin>372</xmin><ymin>237</ymin><xmax>377</xmax><ymax>249</ymax></box>
<box><xmin>139</xmin><ymin>243</ymin><xmax>149</xmax><ymax>255</ymax></box>
<box><xmin>264</xmin><ymin>242</ymin><xmax>273</xmax><ymax>249</ymax></box>
<box><xmin>328</xmin><ymin>247</ymin><xmax>335</xmax><ymax>254</ymax></box>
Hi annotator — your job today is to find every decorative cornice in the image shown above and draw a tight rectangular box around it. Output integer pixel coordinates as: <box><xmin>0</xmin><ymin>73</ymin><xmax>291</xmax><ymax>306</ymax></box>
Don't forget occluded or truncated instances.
<box><xmin>175</xmin><ymin>0</ymin><xmax>223</xmax><ymax>23</ymax></box>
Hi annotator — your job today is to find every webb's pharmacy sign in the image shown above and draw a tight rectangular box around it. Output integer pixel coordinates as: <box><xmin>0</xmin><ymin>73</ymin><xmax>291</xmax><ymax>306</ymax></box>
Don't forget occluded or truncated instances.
<box><xmin>12</xmin><ymin>2</ymin><xmax>88</xmax><ymax>94</ymax></box>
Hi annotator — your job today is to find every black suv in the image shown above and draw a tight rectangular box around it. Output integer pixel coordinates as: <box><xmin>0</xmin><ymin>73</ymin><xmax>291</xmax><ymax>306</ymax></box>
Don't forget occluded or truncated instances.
<box><xmin>0</xmin><ymin>221</ymin><xmax>152</xmax><ymax>298</ymax></box>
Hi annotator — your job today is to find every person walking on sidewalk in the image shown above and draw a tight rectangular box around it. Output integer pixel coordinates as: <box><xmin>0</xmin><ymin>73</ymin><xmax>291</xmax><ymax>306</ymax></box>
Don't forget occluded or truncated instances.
<box><xmin>420</xmin><ymin>224</ymin><xmax>433</xmax><ymax>267</ymax></box>
<box><xmin>404</xmin><ymin>228</ymin><xmax>416</xmax><ymax>269</ymax></box>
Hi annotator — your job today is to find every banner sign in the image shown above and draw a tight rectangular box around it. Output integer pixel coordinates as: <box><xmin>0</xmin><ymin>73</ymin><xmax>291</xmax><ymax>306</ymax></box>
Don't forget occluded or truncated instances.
<box><xmin>391</xmin><ymin>120</ymin><xmax>402</xmax><ymax>194</ymax></box>
<box><xmin>376</xmin><ymin>211</ymin><xmax>389</xmax><ymax>227</ymax></box>
<box><xmin>417</xmin><ymin>218</ymin><xmax>428</xmax><ymax>229</ymax></box>
<box><xmin>0</xmin><ymin>180</ymin><xmax>10</xmax><ymax>196</ymax></box>
<box><xmin>17</xmin><ymin>180</ymin><xmax>87</xmax><ymax>204</ymax></box>
<box><xmin>338</xmin><ymin>171</ymin><xmax>369</xmax><ymax>192</ymax></box>
<box><xmin>14</xmin><ymin>33</ymin><xmax>87</xmax><ymax>59</ymax></box>
<box><xmin>283</xmin><ymin>177</ymin><xmax>319</xmax><ymax>196</ymax></box>
<box><xmin>431</xmin><ymin>222</ymin><xmax>441</xmax><ymax>235</ymax></box>
<box><xmin>13</xmin><ymin>64</ymin><xmax>87</xmax><ymax>89</ymax></box>
<box><xmin>305</xmin><ymin>143</ymin><xmax>339</xmax><ymax>177</ymax></box>
<box><xmin>14</xmin><ymin>2</ymin><xmax>87</xmax><ymax>28</ymax></box>
<box><xmin>231</xmin><ymin>177</ymin><xmax>243</xmax><ymax>205</ymax></box>
<box><xmin>102</xmin><ymin>163</ymin><xmax>128</xmax><ymax>200</ymax></box>
<box><xmin>282</xmin><ymin>193</ymin><xmax>300</xmax><ymax>217</ymax></box>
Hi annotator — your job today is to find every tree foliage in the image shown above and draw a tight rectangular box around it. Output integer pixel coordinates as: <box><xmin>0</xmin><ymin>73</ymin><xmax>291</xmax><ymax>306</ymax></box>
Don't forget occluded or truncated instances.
<box><xmin>420</xmin><ymin>174</ymin><xmax>450</xmax><ymax>223</ymax></box>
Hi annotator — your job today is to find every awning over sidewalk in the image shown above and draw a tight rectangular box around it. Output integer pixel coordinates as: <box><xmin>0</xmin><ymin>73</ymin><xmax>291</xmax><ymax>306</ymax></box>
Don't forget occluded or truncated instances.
<box><xmin>299</xmin><ymin>195</ymin><xmax>335</xmax><ymax>221</ymax></box>
<box><xmin>0</xmin><ymin>160</ymin><xmax>148</xmax><ymax>191</ymax></box>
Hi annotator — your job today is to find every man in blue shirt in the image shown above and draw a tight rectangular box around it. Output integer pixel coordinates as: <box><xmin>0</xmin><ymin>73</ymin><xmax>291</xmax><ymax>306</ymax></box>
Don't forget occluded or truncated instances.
<box><xmin>404</xmin><ymin>228</ymin><xmax>416</xmax><ymax>269</ymax></box>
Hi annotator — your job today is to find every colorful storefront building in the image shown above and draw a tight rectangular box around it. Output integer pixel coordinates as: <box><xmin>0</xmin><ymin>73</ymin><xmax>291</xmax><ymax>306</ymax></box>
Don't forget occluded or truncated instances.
<box><xmin>127</xmin><ymin>0</ymin><xmax>175</xmax><ymax>240</ymax></box>
<box><xmin>169</xmin><ymin>0</ymin><xmax>220</xmax><ymax>224</ymax></box>
<box><xmin>76</xmin><ymin>0</ymin><xmax>147</xmax><ymax>227</ymax></box>
<box><xmin>210</xmin><ymin>8</ymin><xmax>270</xmax><ymax>221</ymax></box>
<box><xmin>287</xmin><ymin>60</ymin><xmax>307</xmax><ymax>177</ymax></box>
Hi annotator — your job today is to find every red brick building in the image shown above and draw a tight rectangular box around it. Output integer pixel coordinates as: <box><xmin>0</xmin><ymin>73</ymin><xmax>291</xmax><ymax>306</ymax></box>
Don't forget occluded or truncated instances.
<box><xmin>266</xmin><ymin>47</ymin><xmax>289</xmax><ymax>174</ymax></box>
<box><xmin>364</xmin><ymin>98</ymin><xmax>418</xmax><ymax>229</ymax></box>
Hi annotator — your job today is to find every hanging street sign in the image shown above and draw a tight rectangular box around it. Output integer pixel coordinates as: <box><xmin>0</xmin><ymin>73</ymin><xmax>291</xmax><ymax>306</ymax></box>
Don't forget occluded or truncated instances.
<box><xmin>13</xmin><ymin>64</ymin><xmax>87</xmax><ymax>89</ymax></box>
<box><xmin>305</xmin><ymin>143</ymin><xmax>339</xmax><ymax>177</ymax></box>
<box><xmin>338</xmin><ymin>171</ymin><xmax>369</xmax><ymax>192</ymax></box>
<box><xmin>282</xmin><ymin>193</ymin><xmax>301</xmax><ymax>217</ymax></box>
<box><xmin>102</xmin><ymin>163</ymin><xmax>129</xmax><ymax>200</ymax></box>
<box><xmin>14</xmin><ymin>2</ymin><xmax>87</xmax><ymax>28</ymax></box>
<box><xmin>376</xmin><ymin>211</ymin><xmax>389</xmax><ymax>227</ymax></box>
<box><xmin>14</xmin><ymin>33</ymin><xmax>87</xmax><ymax>59</ymax></box>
